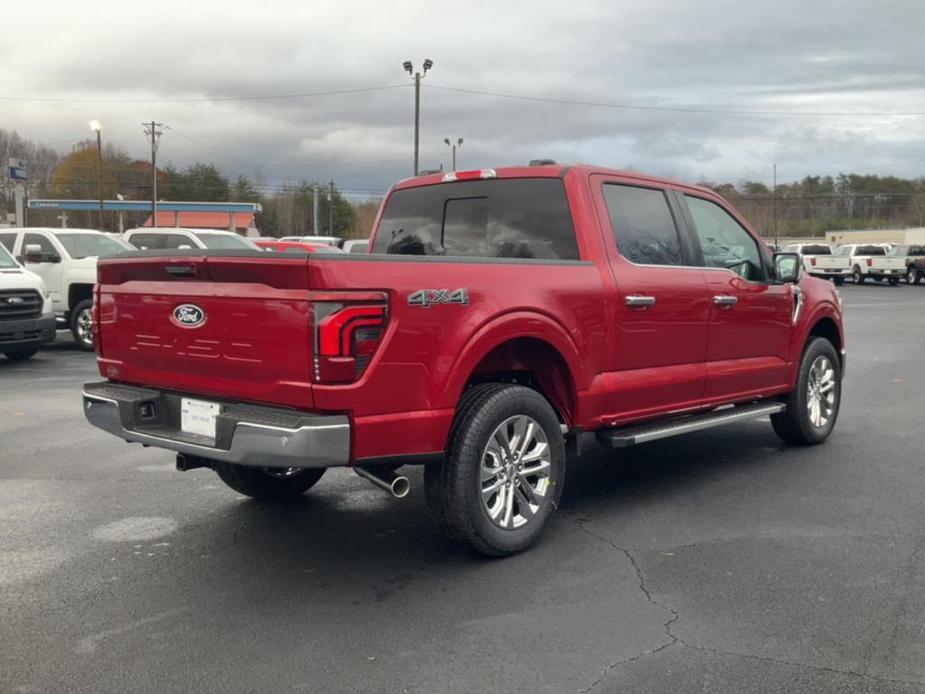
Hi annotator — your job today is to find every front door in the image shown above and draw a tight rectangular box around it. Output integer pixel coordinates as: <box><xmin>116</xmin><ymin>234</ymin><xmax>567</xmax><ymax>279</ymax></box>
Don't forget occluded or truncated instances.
<box><xmin>679</xmin><ymin>194</ymin><xmax>793</xmax><ymax>404</ymax></box>
<box><xmin>593</xmin><ymin>177</ymin><xmax>710</xmax><ymax>423</ymax></box>
<box><xmin>21</xmin><ymin>232</ymin><xmax>65</xmax><ymax>315</ymax></box>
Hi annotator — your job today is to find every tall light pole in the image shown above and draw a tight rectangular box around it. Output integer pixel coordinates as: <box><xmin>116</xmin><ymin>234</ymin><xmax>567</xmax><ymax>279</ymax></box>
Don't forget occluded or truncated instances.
<box><xmin>443</xmin><ymin>137</ymin><xmax>463</xmax><ymax>170</ymax></box>
<box><xmin>89</xmin><ymin>120</ymin><xmax>104</xmax><ymax>230</ymax></box>
<box><xmin>403</xmin><ymin>58</ymin><xmax>433</xmax><ymax>176</ymax></box>
<box><xmin>143</xmin><ymin>122</ymin><xmax>164</xmax><ymax>226</ymax></box>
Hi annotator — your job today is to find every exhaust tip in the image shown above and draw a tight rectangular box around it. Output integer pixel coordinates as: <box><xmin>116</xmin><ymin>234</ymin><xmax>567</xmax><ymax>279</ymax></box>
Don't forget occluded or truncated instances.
<box><xmin>390</xmin><ymin>476</ymin><xmax>410</xmax><ymax>498</ymax></box>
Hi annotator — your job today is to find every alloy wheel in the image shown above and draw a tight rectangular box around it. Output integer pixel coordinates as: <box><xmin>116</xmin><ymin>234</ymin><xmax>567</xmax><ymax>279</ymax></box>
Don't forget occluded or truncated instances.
<box><xmin>806</xmin><ymin>355</ymin><xmax>836</xmax><ymax>428</ymax></box>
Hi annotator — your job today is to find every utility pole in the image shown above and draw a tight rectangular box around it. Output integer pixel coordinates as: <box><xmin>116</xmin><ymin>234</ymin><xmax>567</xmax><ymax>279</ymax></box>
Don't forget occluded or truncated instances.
<box><xmin>444</xmin><ymin>137</ymin><xmax>463</xmax><ymax>170</ymax></box>
<box><xmin>143</xmin><ymin>122</ymin><xmax>164</xmax><ymax>225</ymax></box>
<box><xmin>89</xmin><ymin>121</ymin><xmax>104</xmax><ymax>229</ymax></box>
<box><xmin>403</xmin><ymin>59</ymin><xmax>433</xmax><ymax>176</ymax></box>
<box><xmin>772</xmin><ymin>163</ymin><xmax>778</xmax><ymax>249</ymax></box>
<box><xmin>328</xmin><ymin>181</ymin><xmax>334</xmax><ymax>235</ymax></box>
<box><xmin>312</xmin><ymin>184</ymin><xmax>319</xmax><ymax>234</ymax></box>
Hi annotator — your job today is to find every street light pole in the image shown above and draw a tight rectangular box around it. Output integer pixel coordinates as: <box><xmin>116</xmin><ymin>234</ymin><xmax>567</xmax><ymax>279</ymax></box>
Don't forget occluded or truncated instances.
<box><xmin>143</xmin><ymin>122</ymin><xmax>164</xmax><ymax>226</ymax></box>
<box><xmin>403</xmin><ymin>59</ymin><xmax>433</xmax><ymax>176</ymax></box>
<box><xmin>444</xmin><ymin>137</ymin><xmax>463</xmax><ymax>170</ymax></box>
<box><xmin>89</xmin><ymin>120</ymin><xmax>104</xmax><ymax>230</ymax></box>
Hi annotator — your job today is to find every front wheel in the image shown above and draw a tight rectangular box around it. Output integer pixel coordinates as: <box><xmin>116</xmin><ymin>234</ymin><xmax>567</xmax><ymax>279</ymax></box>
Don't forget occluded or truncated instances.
<box><xmin>771</xmin><ymin>337</ymin><xmax>842</xmax><ymax>445</ymax></box>
<box><xmin>70</xmin><ymin>299</ymin><xmax>95</xmax><ymax>351</ymax></box>
<box><xmin>213</xmin><ymin>462</ymin><xmax>325</xmax><ymax>501</ymax></box>
<box><xmin>425</xmin><ymin>384</ymin><xmax>566</xmax><ymax>556</ymax></box>
<box><xmin>3</xmin><ymin>348</ymin><xmax>38</xmax><ymax>361</ymax></box>
<box><xmin>852</xmin><ymin>267</ymin><xmax>865</xmax><ymax>284</ymax></box>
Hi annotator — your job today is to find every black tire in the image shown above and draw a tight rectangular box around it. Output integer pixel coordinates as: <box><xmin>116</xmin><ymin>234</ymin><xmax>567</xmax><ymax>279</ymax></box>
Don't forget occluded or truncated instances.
<box><xmin>852</xmin><ymin>266</ymin><xmax>864</xmax><ymax>284</ymax></box>
<box><xmin>771</xmin><ymin>337</ymin><xmax>841</xmax><ymax>445</ymax></box>
<box><xmin>3</xmin><ymin>348</ymin><xmax>38</xmax><ymax>361</ymax></box>
<box><xmin>908</xmin><ymin>268</ymin><xmax>921</xmax><ymax>285</ymax></box>
<box><xmin>833</xmin><ymin>277</ymin><xmax>845</xmax><ymax>286</ymax></box>
<box><xmin>69</xmin><ymin>298</ymin><xmax>95</xmax><ymax>351</ymax></box>
<box><xmin>425</xmin><ymin>383</ymin><xmax>566</xmax><ymax>557</ymax></box>
<box><xmin>888</xmin><ymin>277</ymin><xmax>900</xmax><ymax>286</ymax></box>
<box><xmin>213</xmin><ymin>462</ymin><xmax>325</xmax><ymax>501</ymax></box>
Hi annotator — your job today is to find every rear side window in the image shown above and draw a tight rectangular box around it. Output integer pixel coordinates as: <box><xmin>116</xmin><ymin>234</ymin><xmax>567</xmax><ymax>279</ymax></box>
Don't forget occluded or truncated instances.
<box><xmin>371</xmin><ymin>178</ymin><xmax>579</xmax><ymax>260</ymax></box>
<box><xmin>0</xmin><ymin>233</ymin><xmax>17</xmax><ymax>252</ymax></box>
<box><xmin>602</xmin><ymin>184</ymin><xmax>683</xmax><ymax>266</ymax></box>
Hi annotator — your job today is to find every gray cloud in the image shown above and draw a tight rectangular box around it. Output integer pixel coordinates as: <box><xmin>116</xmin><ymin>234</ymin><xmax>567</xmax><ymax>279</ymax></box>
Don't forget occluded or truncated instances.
<box><xmin>2</xmin><ymin>0</ymin><xmax>923</xmax><ymax>195</ymax></box>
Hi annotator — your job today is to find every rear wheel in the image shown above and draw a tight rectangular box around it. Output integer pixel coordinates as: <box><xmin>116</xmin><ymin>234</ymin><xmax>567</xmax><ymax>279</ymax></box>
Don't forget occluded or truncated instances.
<box><xmin>908</xmin><ymin>268</ymin><xmax>921</xmax><ymax>285</ymax></box>
<box><xmin>425</xmin><ymin>384</ymin><xmax>565</xmax><ymax>556</ymax></box>
<box><xmin>889</xmin><ymin>277</ymin><xmax>900</xmax><ymax>286</ymax></box>
<box><xmin>70</xmin><ymin>299</ymin><xmax>94</xmax><ymax>351</ymax></box>
<box><xmin>213</xmin><ymin>462</ymin><xmax>325</xmax><ymax>501</ymax></box>
<box><xmin>3</xmin><ymin>348</ymin><xmax>38</xmax><ymax>361</ymax></box>
<box><xmin>852</xmin><ymin>266</ymin><xmax>864</xmax><ymax>284</ymax></box>
<box><xmin>833</xmin><ymin>277</ymin><xmax>845</xmax><ymax>286</ymax></box>
<box><xmin>771</xmin><ymin>337</ymin><xmax>841</xmax><ymax>445</ymax></box>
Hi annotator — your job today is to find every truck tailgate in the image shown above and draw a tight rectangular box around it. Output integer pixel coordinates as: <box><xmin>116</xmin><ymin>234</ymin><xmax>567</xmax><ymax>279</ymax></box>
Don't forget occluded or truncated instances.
<box><xmin>813</xmin><ymin>256</ymin><xmax>850</xmax><ymax>270</ymax></box>
<box><xmin>872</xmin><ymin>257</ymin><xmax>906</xmax><ymax>270</ymax></box>
<box><xmin>96</xmin><ymin>253</ymin><xmax>314</xmax><ymax>409</ymax></box>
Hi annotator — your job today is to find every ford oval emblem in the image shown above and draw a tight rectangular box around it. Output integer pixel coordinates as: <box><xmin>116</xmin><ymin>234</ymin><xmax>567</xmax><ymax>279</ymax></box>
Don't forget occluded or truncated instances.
<box><xmin>172</xmin><ymin>303</ymin><xmax>206</xmax><ymax>328</ymax></box>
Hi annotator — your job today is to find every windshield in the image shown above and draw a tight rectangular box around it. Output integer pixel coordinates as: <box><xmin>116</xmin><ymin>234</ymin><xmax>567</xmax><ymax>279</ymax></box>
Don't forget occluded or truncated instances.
<box><xmin>57</xmin><ymin>233</ymin><xmax>132</xmax><ymax>259</ymax></box>
<box><xmin>0</xmin><ymin>243</ymin><xmax>18</xmax><ymax>269</ymax></box>
<box><xmin>194</xmin><ymin>232</ymin><xmax>257</xmax><ymax>250</ymax></box>
<box><xmin>801</xmin><ymin>244</ymin><xmax>831</xmax><ymax>255</ymax></box>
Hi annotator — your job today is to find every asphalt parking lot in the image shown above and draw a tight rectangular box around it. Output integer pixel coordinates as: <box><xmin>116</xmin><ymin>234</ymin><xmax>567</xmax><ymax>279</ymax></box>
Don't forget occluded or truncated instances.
<box><xmin>2</xmin><ymin>283</ymin><xmax>924</xmax><ymax>694</ymax></box>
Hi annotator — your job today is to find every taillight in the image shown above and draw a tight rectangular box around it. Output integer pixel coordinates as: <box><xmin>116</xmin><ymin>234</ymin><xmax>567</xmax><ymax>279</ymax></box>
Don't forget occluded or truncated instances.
<box><xmin>310</xmin><ymin>291</ymin><xmax>388</xmax><ymax>384</ymax></box>
<box><xmin>866</xmin><ymin>258</ymin><xmax>873</xmax><ymax>267</ymax></box>
<box><xmin>810</xmin><ymin>257</ymin><xmax>817</xmax><ymax>266</ymax></box>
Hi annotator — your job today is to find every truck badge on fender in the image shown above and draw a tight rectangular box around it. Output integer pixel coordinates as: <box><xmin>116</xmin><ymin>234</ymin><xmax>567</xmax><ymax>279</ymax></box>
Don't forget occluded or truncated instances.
<box><xmin>408</xmin><ymin>289</ymin><xmax>469</xmax><ymax>308</ymax></box>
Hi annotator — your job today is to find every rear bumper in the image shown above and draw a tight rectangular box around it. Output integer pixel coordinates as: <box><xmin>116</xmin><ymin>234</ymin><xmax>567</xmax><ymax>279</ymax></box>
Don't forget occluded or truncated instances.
<box><xmin>0</xmin><ymin>315</ymin><xmax>56</xmax><ymax>349</ymax></box>
<box><xmin>82</xmin><ymin>381</ymin><xmax>350</xmax><ymax>468</ymax></box>
<box><xmin>868</xmin><ymin>268</ymin><xmax>904</xmax><ymax>276</ymax></box>
<box><xmin>809</xmin><ymin>268</ymin><xmax>850</xmax><ymax>277</ymax></box>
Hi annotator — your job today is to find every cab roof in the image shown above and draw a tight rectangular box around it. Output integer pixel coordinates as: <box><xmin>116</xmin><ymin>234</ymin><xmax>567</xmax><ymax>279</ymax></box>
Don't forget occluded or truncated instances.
<box><xmin>392</xmin><ymin>163</ymin><xmax>716</xmax><ymax>196</ymax></box>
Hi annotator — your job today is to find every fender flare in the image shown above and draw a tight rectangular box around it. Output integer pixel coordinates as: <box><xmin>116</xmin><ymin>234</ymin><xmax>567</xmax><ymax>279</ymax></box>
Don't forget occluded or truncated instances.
<box><xmin>443</xmin><ymin>310</ymin><xmax>588</xmax><ymax>408</ymax></box>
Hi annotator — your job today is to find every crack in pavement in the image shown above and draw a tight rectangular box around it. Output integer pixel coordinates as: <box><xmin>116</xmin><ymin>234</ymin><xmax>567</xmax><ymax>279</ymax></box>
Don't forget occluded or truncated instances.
<box><xmin>568</xmin><ymin>515</ymin><xmax>925</xmax><ymax>693</ymax></box>
<box><xmin>570</xmin><ymin>516</ymin><xmax>680</xmax><ymax>694</ymax></box>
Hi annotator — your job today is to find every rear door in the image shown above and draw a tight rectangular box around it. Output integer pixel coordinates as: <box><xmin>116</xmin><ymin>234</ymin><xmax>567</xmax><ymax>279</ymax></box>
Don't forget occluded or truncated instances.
<box><xmin>592</xmin><ymin>177</ymin><xmax>710</xmax><ymax>422</ymax></box>
<box><xmin>678</xmin><ymin>193</ymin><xmax>792</xmax><ymax>404</ymax></box>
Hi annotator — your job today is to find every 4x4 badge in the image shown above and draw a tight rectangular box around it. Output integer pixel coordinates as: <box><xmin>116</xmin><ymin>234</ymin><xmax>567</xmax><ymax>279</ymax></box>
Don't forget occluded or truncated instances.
<box><xmin>408</xmin><ymin>289</ymin><xmax>469</xmax><ymax>308</ymax></box>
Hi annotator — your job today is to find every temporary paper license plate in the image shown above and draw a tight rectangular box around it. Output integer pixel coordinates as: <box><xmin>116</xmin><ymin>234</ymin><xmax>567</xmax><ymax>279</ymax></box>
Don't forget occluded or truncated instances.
<box><xmin>181</xmin><ymin>398</ymin><xmax>220</xmax><ymax>441</ymax></box>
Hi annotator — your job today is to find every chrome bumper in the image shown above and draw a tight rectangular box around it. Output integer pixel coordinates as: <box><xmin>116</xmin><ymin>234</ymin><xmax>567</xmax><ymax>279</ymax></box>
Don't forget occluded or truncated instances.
<box><xmin>82</xmin><ymin>381</ymin><xmax>350</xmax><ymax>468</ymax></box>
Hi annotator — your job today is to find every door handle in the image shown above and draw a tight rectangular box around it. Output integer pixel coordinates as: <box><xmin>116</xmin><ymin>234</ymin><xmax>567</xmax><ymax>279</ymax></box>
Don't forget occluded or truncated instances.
<box><xmin>626</xmin><ymin>295</ymin><xmax>656</xmax><ymax>308</ymax></box>
<box><xmin>713</xmin><ymin>294</ymin><xmax>738</xmax><ymax>307</ymax></box>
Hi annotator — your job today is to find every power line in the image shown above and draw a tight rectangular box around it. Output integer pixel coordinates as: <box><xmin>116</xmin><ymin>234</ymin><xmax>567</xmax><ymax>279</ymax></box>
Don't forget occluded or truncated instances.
<box><xmin>0</xmin><ymin>84</ymin><xmax>410</xmax><ymax>104</ymax></box>
<box><xmin>425</xmin><ymin>83</ymin><xmax>925</xmax><ymax>118</ymax></box>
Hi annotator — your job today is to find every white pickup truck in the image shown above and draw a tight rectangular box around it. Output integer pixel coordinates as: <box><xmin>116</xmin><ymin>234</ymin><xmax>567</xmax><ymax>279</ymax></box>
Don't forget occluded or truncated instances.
<box><xmin>783</xmin><ymin>242</ymin><xmax>850</xmax><ymax>284</ymax></box>
<box><xmin>0</xmin><ymin>241</ymin><xmax>55</xmax><ymax>360</ymax></box>
<box><xmin>835</xmin><ymin>243</ymin><xmax>906</xmax><ymax>285</ymax></box>
<box><xmin>0</xmin><ymin>228</ymin><xmax>134</xmax><ymax>350</ymax></box>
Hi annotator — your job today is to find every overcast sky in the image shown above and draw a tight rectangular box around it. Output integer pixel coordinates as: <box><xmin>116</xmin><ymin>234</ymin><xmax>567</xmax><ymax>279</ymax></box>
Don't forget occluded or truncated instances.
<box><xmin>3</xmin><ymin>0</ymin><xmax>923</xmax><ymax>197</ymax></box>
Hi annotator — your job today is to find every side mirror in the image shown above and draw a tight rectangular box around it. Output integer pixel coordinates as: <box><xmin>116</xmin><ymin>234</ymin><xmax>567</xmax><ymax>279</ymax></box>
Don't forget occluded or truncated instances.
<box><xmin>774</xmin><ymin>252</ymin><xmax>801</xmax><ymax>283</ymax></box>
<box><xmin>23</xmin><ymin>244</ymin><xmax>46</xmax><ymax>263</ymax></box>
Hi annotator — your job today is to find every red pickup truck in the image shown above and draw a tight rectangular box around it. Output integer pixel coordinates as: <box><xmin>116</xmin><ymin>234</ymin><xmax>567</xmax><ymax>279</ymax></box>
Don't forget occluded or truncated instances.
<box><xmin>83</xmin><ymin>164</ymin><xmax>845</xmax><ymax>556</ymax></box>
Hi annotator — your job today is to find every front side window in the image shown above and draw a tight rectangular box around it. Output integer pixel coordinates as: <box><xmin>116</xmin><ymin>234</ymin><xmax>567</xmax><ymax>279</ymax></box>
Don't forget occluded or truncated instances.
<box><xmin>371</xmin><ymin>178</ymin><xmax>579</xmax><ymax>260</ymax></box>
<box><xmin>56</xmin><ymin>233</ymin><xmax>131</xmax><ymax>259</ymax></box>
<box><xmin>602</xmin><ymin>184</ymin><xmax>683</xmax><ymax>266</ymax></box>
<box><xmin>0</xmin><ymin>242</ymin><xmax>17</xmax><ymax>268</ymax></box>
<box><xmin>23</xmin><ymin>233</ymin><xmax>58</xmax><ymax>256</ymax></box>
<box><xmin>685</xmin><ymin>196</ymin><xmax>764</xmax><ymax>281</ymax></box>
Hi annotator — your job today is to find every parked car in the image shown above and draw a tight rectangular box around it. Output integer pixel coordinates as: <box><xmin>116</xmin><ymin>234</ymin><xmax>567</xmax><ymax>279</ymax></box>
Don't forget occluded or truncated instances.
<box><xmin>280</xmin><ymin>235</ymin><xmax>343</xmax><ymax>247</ymax></box>
<box><xmin>890</xmin><ymin>244</ymin><xmax>925</xmax><ymax>285</ymax></box>
<box><xmin>83</xmin><ymin>164</ymin><xmax>845</xmax><ymax>556</ymax></box>
<box><xmin>342</xmin><ymin>239</ymin><xmax>370</xmax><ymax>254</ymax></box>
<box><xmin>0</xmin><ymin>228</ymin><xmax>133</xmax><ymax>350</ymax></box>
<box><xmin>835</xmin><ymin>243</ymin><xmax>906</xmax><ymax>284</ymax></box>
<box><xmin>0</xmin><ymin>241</ymin><xmax>56</xmax><ymax>360</ymax></box>
<box><xmin>124</xmin><ymin>227</ymin><xmax>259</xmax><ymax>251</ymax></box>
<box><xmin>782</xmin><ymin>242</ymin><xmax>850</xmax><ymax>284</ymax></box>
<box><xmin>254</xmin><ymin>240</ymin><xmax>343</xmax><ymax>254</ymax></box>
